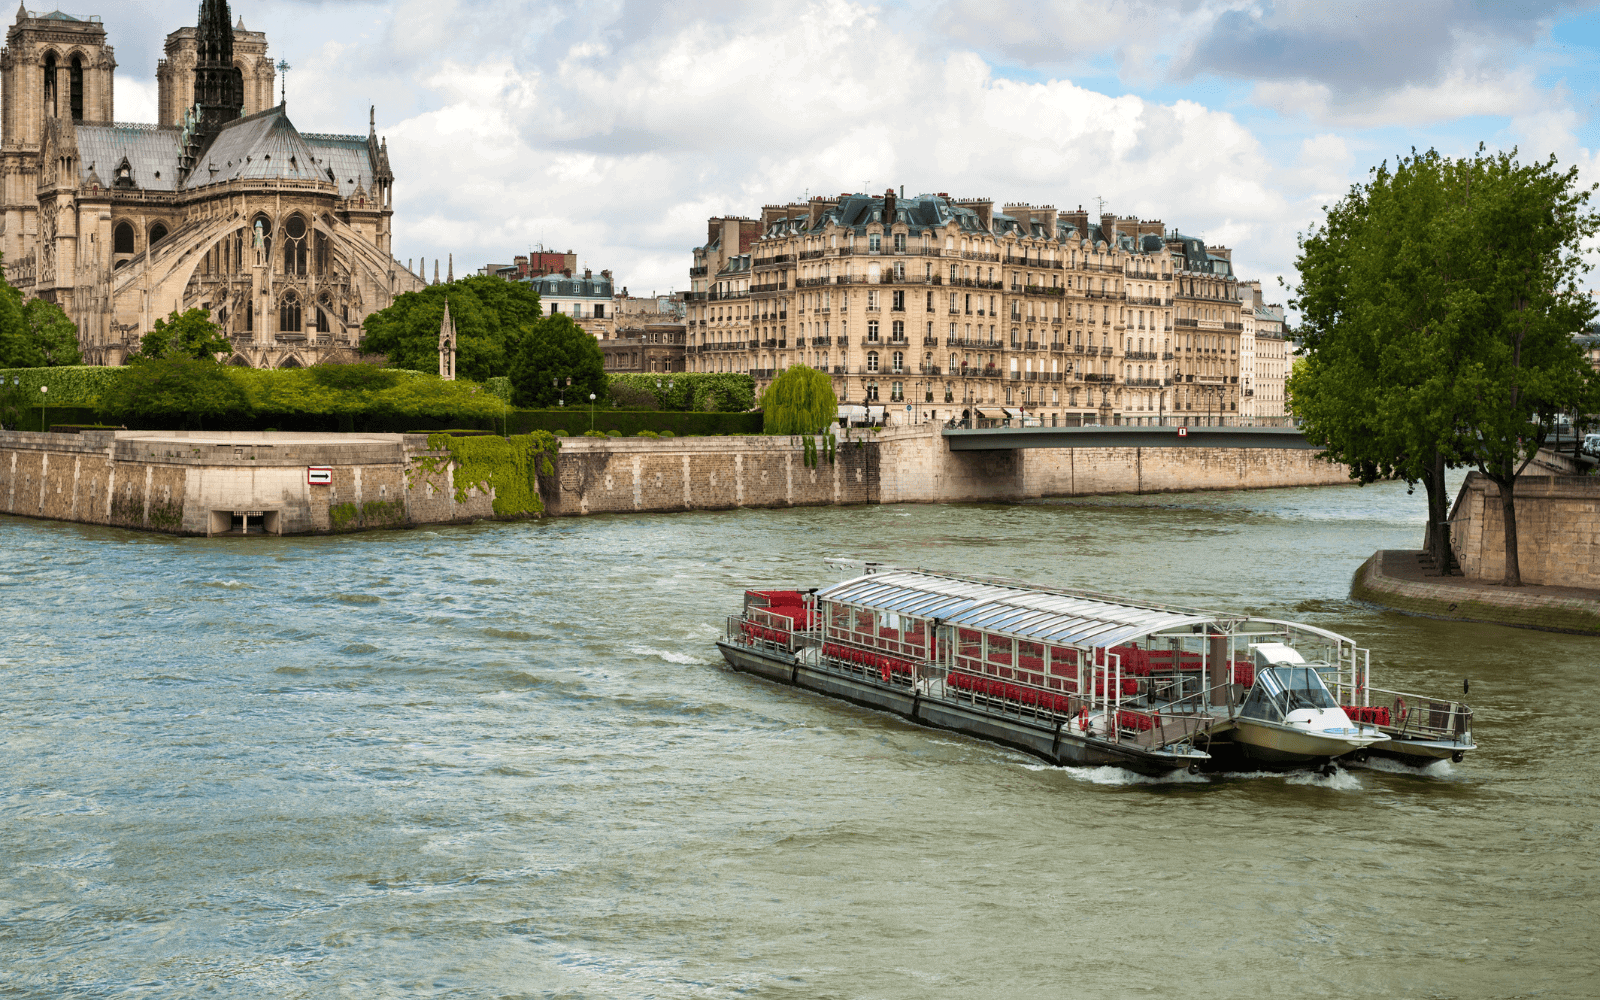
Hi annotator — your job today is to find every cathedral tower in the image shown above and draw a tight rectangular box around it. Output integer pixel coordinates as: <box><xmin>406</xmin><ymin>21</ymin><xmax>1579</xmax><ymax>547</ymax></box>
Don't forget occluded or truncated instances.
<box><xmin>0</xmin><ymin>7</ymin><xmax>115</xmax><ymax>264</ymax></box>
<box><xmin>157</xmin><ymin>10</ymin><xmax>272</xmax><ymax>127</ymax></box>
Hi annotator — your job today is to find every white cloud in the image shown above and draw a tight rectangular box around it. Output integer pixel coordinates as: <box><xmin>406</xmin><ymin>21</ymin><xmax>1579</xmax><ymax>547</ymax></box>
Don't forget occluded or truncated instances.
<box><xmin>83</xmin><ymin>0</ymin><xmax>1600</xmax><ymax>304</ymax></box>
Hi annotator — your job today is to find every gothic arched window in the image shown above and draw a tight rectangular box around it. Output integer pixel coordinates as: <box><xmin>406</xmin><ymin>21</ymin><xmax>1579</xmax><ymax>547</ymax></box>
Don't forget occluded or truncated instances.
<box><xmin>316</xmin><ymin>307</ymin><xmax>329</xmax><ymax>333</ymax></box>
<box><xmin>113</xmin><ymin>223</ymin><xmax>133</xmax><ymax>255</ymax></box>
<box><xmin>283</xmin><ymin>215</ymin><xmax>307</xmax><ymax>275</ymax></box>
<box><xmin>69</xmin><ymin>55</ymin><xmax>83</xmax><ymax>121</ymax></box>
<box><xmin>279</xmin><ymin>292</ymin><xmax>301</xmax><ymax>333</ymax></box>
<box><xmin>43</xmin><ymin>53</ymin><xmax>56</xmax><ymax>118</ymax></box>
<box><xmin>149</xmin><ymin>222</ymin><xmax>169</xmax><ymax>246</ymax></box>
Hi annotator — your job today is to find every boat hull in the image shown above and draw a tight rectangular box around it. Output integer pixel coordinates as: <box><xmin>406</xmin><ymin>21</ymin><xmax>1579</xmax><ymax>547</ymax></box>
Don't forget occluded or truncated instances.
<box><xmin>1230</xmin><ymin>718</ymin><xmax>1389</xmax><ymax>765</ymax></box>
<box><xmin>1363</xmin><ymin>732</ymin><xmax>1475</xmax><ymax>767</ymax></box>
<box><xmin>717</xmin><ymin>641</ymin><xmax>1202</xmax><ymax>776</ymax></box>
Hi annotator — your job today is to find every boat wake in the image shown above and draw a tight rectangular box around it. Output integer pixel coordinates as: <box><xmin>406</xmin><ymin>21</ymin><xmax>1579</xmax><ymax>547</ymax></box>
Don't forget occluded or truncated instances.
<box><xmin>629</xmin><ymin>645</ymin><xmax>711</xmax><ymax>665</ymax></box>
<box><xmin>1354</xmin><ymin>756</ymin><xmax>1456</xmax><ymax>778</ymax></box>
<box><xmin>1022</xmin><ymin>762</ymin><xmax>1364</xmax><ymax>789</ymax></box>
<box><xmin>1021</xmin><ymin>763</ymin><xmax>1208</xmax><ymax>785</ymax></box>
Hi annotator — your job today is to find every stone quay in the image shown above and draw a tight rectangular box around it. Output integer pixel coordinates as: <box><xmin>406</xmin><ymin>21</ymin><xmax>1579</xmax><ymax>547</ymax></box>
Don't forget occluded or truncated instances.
<box><xmin>1</xmin><ymin>424</ymin><xmax>1352</xmax><ymax>535</ymax></box>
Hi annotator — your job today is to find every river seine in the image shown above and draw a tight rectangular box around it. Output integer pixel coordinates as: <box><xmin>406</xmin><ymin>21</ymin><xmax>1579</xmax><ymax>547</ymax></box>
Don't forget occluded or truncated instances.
<box><xmin>3</xmin><ymin>479</ymin><xmax>1595</xmax><ymax>998</ymax></box>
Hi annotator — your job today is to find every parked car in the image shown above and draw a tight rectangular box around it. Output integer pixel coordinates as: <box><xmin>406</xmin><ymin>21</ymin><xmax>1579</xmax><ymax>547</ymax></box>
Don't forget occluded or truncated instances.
<box><xmin>1582</xmin><ymin>433</ymin><xmax>1600</xmax><ymax>457</ymax></box>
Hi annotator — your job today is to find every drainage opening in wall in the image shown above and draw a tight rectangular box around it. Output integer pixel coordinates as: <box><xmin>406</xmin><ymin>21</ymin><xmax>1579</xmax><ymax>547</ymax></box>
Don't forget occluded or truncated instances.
<box><xmin>210</xmin><ymin>509</ymin><xmax>282</xmax><ymax>536</ymax></box>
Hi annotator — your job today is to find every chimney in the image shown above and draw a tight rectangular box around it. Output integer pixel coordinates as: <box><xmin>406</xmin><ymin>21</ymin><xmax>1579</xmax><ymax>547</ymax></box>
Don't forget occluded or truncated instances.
<box><xmin>601</xmin><ymin>269</ymin><xmax>612</xmax><ymax>281</ymax></box>
<box><xmin>883</xmin><ymin>187</ymin><xmax>896</xmax><ymax>224</ymax></box>
<box><xmin>1101</xmin><ymin>214</ymin><xmax>1117</xmax><ymax>245</ymax></box>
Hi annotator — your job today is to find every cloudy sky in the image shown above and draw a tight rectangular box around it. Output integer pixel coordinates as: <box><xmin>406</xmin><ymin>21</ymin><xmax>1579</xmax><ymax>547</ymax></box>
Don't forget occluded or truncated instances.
<box><xmin>108</xmin><ymin>0</ymin><xmax>1600</xmax><ymax>302</ymax></box>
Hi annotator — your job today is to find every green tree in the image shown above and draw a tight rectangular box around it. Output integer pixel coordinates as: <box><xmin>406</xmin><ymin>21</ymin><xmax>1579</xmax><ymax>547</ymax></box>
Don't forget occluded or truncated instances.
<box><xmin>0</xmin><ymin>275</ymin><xmax>82</xmax><ymax>368</ymax></box>
<box><xmin>359</xmin><ymin>275</ymin><xmax>543</xmax><ymax>381</ymax></box>
<box><xmin>99</xmin><ymin>356</ymin><xmax>248</xmax><ymax>428</ymax></box>
<box><xmin>1441</xmin><ymin>151</ymin><xmax>1600</xmax><ymax>585</ymax></box>
<box><xmin>136</xmin><ymin>307</ymin><xmax>230</xmax><ymax>361</ymax></box>
<box><xmin>1291</xmin><ymin>150</ymin><xmax>1466</xmax><ymax>572</ymax></box>
<box><xmin>760</xmin><ymin>365</ymin><xmax>837</xmax><ymax>434</ymax></box>
<box><xmin>506</xmin><ymin>313</ymin><xmax>605</xmax><ymax>408</ymax></box>
<box><xmin>1291</xmin><ymin>147</ymin><xmax>1599</xmax><ymax>585</ymax></box>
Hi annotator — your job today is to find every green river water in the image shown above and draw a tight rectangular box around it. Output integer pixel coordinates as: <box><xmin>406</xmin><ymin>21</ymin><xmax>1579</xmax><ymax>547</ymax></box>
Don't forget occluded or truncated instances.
<box><xmin>2</xmin><ymin>477</ymin><xmax>1594</xmax><ymax>998</ymax></box>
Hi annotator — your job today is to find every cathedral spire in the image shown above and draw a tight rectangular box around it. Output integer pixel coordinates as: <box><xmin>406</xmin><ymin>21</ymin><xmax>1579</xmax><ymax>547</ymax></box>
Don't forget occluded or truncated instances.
<box><xmin>447</xmin><ymin>254</ymin><xmax>453</xmax><ymax>283</ymax></box>
<box><xmin>438</xmin><ymin>299</ymin><xmax>456</xmax><ymax>380</ymax></box>
<box><xmin>194</xmin><ymin>0</ymin><xmax>243</xmax><ymax>136</ymax></box>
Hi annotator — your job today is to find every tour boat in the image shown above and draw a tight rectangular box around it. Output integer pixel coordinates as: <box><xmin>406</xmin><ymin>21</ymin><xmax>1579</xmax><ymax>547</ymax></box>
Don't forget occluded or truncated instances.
<box><xmin>716</xmin><ymin>563</ymin><xmax>1476</xmax><ymax>775</ymax></box>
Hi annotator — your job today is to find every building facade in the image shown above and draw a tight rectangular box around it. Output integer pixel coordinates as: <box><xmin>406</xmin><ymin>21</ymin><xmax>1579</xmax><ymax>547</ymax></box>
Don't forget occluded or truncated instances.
<box><xmin>685</xmin><ymin>192</ymin><xmax>1245</xmax><ymax>426</ymax></box>
<box><xmin>1252</xmin><ymin>301</ymin><xmax>1289</xmax><ymax>422</ymax></box>
<box><xmin>0</xmin><ymin>2</ymin><xmax>423</xmax><ymax>368</ymax></box>
<box><xmin>603</xmin><ymin>291</ymin><xmax>686</xmax><ymax>372</ymax></box>
<box><xmin>524</xmin><ymin>268</ymin><xmax>614</xmax><ymax>339</ymax></box>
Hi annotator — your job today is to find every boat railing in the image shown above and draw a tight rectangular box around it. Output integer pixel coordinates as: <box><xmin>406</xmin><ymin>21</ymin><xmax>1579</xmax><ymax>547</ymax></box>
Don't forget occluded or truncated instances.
<box><xmin>1352</xmin><ymin>686</ymin><xmax>1472</xmax><ymax>740</ymax></box>
<box><xmin>728</xmin><ymin>614</ymin><xmax>814</xmax><ymax>655</ymax></box>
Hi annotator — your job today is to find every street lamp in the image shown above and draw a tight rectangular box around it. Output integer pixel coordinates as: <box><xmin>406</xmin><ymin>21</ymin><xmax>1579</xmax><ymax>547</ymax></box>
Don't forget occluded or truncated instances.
<box><xmin>39</xmin><ymin>384</ymin><xmax>47</xmax><ymax>432</ymax></box>
<box><xmin>589</xmin><ymin>392</ymin><xmax>597</xmax><ymax>432</ymax></box>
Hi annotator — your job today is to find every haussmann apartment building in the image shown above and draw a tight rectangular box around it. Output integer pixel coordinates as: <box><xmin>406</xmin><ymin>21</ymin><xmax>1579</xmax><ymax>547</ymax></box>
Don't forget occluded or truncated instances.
<box><xmin>684</xmin><ymin>191</ymin><xmax>1245</xmax><ymax>426</ymax></box>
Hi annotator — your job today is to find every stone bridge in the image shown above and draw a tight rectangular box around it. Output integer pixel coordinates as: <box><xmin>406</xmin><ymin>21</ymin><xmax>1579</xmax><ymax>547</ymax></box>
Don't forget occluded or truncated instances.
<box><xmin>943</xmin><ymin>425</ymin><xmax>1316</xmax><ymax>451</ymax></box>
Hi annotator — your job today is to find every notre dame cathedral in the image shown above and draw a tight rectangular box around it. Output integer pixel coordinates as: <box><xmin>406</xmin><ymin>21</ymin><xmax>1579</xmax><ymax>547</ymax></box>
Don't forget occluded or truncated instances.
<box><xmin>0</xmin><ymin>1</ymin><xmax>426</xmax><ymax>367</ymax></box>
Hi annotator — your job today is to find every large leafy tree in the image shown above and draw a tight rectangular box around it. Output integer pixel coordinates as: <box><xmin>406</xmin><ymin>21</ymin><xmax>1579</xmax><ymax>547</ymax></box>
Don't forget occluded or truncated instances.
<box><xmin>360</xmin><ymin>275</ymin><xmax>543</xmax><ymax>381</ymax></box>
<box><xmin>135</xmin><ymin>307</ymin><xmax>230</xmax><ymax>361</ymax></box>
<box><xmin>1291</xmin><ymin>147</ymin><xmax>1598</xmax><ymax>585</ymax></box>
<box><xmin>1441</xmin><ymin>151</ymin><xmax>1600</xmax><ymax>585</ymax></box>
<box><xmin>506</xmin><ymin>313</ymin><xmax>605</xmax><ymax>408</ymax></box>
<box><xmin>1291</xmin><ymin>151</ymin><xmax>1467</xmax><ymax>571</ymax></box>
<box><xmin>0</xmin><ymin>266</ymin><xmax>82</xmax><ymax>368</ymax></box>
<box><xmin>760</xmin><ymin>365</ymin><xmax>837</xmax><ymax>434</ymax></box>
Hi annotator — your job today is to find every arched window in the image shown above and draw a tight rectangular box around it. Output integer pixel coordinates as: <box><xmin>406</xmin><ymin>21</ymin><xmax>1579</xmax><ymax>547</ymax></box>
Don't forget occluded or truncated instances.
<box><xmin>43</xmin><ymin>53</ymin><xmax>56</xmax><ymax>117</ymax></box>
<box><xmin>282</xmin><ymin>215</ymin><xmax>307</xmax><ymax>274</ymax></box>
<box><xmin>866</xmin><ymin>351</ymin><xmax>879</xmax><ymax>373</ymax></box>
<box><xmin>149</xmin><ymin>222</ymin><xmax>169</xmax><ymax>246</ymax></box>
<box><xmin>279</xmin><ymin>291</ymin><xmax>301</xmax><ymax>333</ymax></box>
<box><xmin>69</xmin><ymin>55</ymin><xmax>83</xmax><ymax>121</ymax></box>
<box><xmin>279</xmin><ymin>356</ymin><xmax>302</xmax><ymax>369</ymax></box>
<box><xmin>113</xmin><ymin>222</ymin><xmax>133</xmax><ymax>255</ymax></box>
<box><xmin>316</xmin><ymin>307</ymin><xmax>329</xmax><ymax>333</ymax></box>
<box><xmin>251</xmin><ymin>214</ymin><xmax>272</xmax><ymax>259</ymax></box>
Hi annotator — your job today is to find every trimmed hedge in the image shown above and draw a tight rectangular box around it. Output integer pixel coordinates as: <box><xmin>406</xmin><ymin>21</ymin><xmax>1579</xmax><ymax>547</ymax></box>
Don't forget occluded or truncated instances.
<box><xmin>11</xmin><ymin>405</ymin><xmax>101</xmax><ymax>431</ymax></box>
<box><xmin>508</xmin><ymin>408</ymin><xmax>762</xmax><ymax>437</ymax></box>
<box><xmin>0</xmin><ymin>366</ymin><xmax>122</xmax><ymax>406</ymax></box>
<box><xmin>605</xmin><ymin>372</ymin><xmax>755</xmax><ymax>412</ymax></box>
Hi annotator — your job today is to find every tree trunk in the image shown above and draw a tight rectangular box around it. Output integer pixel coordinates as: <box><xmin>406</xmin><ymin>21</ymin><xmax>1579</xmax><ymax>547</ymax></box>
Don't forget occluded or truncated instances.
<box><xmin>1422</xmin><ymin>452</ymin><xmax>1453</xmax><ymax>573</ymax></box>
<box><xmin>1497</xmin><ymin>476</ymin><xmax>1522</xmax><ymax>586</ymax></box>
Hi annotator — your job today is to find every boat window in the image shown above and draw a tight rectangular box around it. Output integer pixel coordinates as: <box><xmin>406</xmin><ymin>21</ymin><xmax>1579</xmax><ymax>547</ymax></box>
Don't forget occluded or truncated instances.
<box><xmin>1238</xmin><ymin>666</ymin><xmax>1337</xmax><ymax>721</ymax></box>
<box><xmin>1276</xmin><ymin>666</ymin><xmax>1338</xmax><ymax>711</ymax></box>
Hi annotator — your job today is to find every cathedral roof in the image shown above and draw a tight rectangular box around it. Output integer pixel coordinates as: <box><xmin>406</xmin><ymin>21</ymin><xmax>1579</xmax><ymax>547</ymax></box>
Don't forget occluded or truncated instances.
<box><xmin>75</xmin><ymin>124</ymin><xmax>183</xmax><ymax>192</ymax></box>
<box><xmin>72</xmin><ymin>104</ymin><xmax>378</xmax><ymax>198</ymax></box>
<box><xmin>301</xmin><ymin>133</ymin><xmax>378</xmax><ymax>201</ymax></box>
<box><xmin>194</xmin><ymin>104</ymin><xmax>325</xmax><ymax>187</ymax></box>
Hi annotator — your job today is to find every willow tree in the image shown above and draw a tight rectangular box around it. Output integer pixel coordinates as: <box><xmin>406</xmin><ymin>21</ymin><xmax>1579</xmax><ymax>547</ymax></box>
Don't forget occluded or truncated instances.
<box><xmin>761</xmin><ymin>365</ymin><xmax>837</xmax><ymax>435</ymax></box>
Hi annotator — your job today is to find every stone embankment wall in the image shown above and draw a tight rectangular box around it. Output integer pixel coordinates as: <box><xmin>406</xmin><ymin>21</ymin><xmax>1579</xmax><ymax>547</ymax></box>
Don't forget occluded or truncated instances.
<box><xmin>1352</xmin><ymin>550</ymin><xmax>1600</xmax><ymax>635</ymax></box>
<box><xmin>545</xmin><ymin>425</ymin><xmax>1350</xmax><ymax>515</ymax></box>
<box><xmin>1449</xmin><ymin>472</ymin><xmax>1600</xmax><ymax>588</ymax></box>
<box><xmin>0</xmin><ymin>430</ymin><xmax>494</xmax><ymax>535</ymax></box>
<box><xmin>3</xmin><ymin>425</ymin><xmax>1352</xmax><ymax>533</ymax></box>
